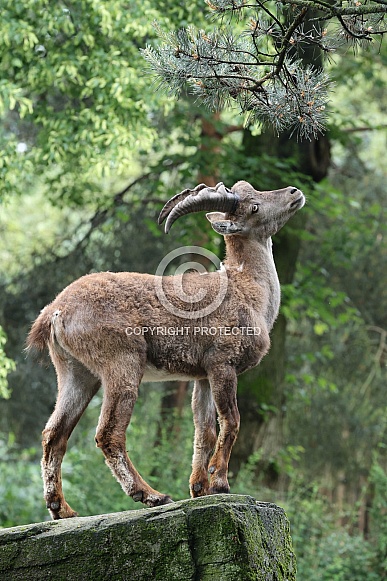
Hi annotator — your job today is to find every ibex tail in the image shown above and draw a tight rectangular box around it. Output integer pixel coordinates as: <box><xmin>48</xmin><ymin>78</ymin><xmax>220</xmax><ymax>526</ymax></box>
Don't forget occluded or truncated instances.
<box><xmin>26</xmin><ymin>307</ymin><xmax>53</xmax><ymax>353</ymax></box>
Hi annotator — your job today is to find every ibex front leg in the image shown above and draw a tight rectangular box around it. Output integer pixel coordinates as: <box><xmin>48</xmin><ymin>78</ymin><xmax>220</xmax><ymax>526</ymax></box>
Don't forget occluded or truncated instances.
<box><xmin>207</xmin><ymin>366</ymin><xmax>240</xmax><ymax>494</ymax></box>
<box><xmin>95</xmin><ymin>363</ymin><xmax>172</xmax><ymax>508</ymax></box>
<box><xmin>190</xmin><ymin>379</ymin><xmax>217</xmax><ymax>497</ymax></box>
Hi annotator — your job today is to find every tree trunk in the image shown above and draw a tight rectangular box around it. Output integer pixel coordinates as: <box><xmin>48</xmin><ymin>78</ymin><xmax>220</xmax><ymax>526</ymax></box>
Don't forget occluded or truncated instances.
<box><xmin>230</xmin><ymin>127</ymin><xmax>331</xmax><ymax>488</ymax></box>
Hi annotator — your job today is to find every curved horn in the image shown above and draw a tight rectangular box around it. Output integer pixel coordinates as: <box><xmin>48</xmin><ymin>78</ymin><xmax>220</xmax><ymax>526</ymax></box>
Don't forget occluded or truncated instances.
<box><xmin>158</xmin><ymin>184</ymin><xmax>208</xmax><ymax>225</ymax></box>
<box><xmin>161</xmin><ymin>182</ymin><xmax>240</xmax><ymax>233</ymax></box>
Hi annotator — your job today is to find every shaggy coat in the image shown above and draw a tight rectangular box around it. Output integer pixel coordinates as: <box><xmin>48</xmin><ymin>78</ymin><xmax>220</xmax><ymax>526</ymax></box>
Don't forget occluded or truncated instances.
<box><xmin>27</xmin><ymin>180</ymin><xmax>305</xmax><ymax>519</ymax></box>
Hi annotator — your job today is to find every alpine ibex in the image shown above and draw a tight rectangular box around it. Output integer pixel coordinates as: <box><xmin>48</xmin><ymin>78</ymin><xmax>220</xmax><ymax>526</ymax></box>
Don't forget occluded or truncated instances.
<box><xmin>27</xmin><ymin>180</ymin><xmax>305</xmax><ymax>519</ymax></box>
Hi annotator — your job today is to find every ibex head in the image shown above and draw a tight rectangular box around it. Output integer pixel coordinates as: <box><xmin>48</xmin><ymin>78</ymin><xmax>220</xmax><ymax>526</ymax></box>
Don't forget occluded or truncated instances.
<box><xmin>159</xmin><ymin>180</ymin><xmax>305</xmax><ymax>238</ymax></box>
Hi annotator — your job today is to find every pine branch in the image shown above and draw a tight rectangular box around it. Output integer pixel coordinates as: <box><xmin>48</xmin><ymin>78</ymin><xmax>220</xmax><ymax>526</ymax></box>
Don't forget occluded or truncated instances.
<box><xmin>142</xmin><ymin>0</ymin><xmax>386</xmax><ymax>140</ymax></box>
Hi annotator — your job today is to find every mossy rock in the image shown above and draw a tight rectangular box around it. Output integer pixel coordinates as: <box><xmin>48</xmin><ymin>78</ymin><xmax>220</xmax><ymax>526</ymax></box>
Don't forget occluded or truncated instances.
<box><xmin>0</xmin><ymin>494</ymin><xmax>296</xmax><ymax>580</ymax></box>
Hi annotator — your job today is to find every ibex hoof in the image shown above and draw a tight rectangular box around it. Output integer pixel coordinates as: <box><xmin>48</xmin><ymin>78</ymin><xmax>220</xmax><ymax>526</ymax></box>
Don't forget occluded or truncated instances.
<box><xmin>209</xmin><ymin>485</ymin><xmax>230</xmax><ymax>494</ymax></box>
<box><xmin>192</xmin><ymin>483</ymin><xmax>202</xmax><ymax>492</ymax></box>
<box><xmin>159</xmin><ymin>495</ymin><xmax>174</xmax><ymax>505</ymax></box>
<box><xmin>146</xmin><ymin>495</ymin><xmax>174</xmax><ymax>507</ymax></box>
<box><xmin>132</xmin><ymin>492</ymin><xmax>143</xmax><ymax>502</ymax></box>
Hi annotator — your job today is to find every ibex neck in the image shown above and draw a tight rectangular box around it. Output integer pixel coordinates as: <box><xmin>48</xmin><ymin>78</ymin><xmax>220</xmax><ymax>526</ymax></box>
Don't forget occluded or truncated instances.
<box><xmin>224</xmin><ymin>236</ymin><xmax>275</xmax><ymax>274</ymax></box>
<box><xmin>223</xmin><ymin>236</ymin><xmax>281</xmax><ymax>329</ymax></box>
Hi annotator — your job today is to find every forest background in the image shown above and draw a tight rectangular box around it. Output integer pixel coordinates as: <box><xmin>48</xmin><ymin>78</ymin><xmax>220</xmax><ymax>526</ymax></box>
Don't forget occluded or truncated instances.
<box><xmin>0</xmin><ymin>1</ymin><xmax>386</xmax><ymax>579</ymax></box>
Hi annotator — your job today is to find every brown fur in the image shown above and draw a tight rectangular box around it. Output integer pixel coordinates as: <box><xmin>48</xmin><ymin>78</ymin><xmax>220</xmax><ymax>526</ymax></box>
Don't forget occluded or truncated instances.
<box><xmin>27</xmin><ymin>308</ymin><xmax>52</xmax><ymax>352</ymax></box>
<box><xmin>27</xmin><ymin>181</ymin><xmax>305</xmax><ymax>519</ymax></box>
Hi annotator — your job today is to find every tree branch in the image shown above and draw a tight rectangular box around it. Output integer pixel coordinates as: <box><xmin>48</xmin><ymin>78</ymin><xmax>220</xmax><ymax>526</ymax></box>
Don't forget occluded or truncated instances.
<box><xmin>276</xmin><ymin>7</ymin><xmax>309</xmax><ymax>75</ymax></box>
<box><xmin>343</xmin><ymin>124</ymin><xmax>387</xmax><ymax>132</ymax></box>
<box><xmin>0</xmin><ymin>171</ymin><xmax>165</xmax><ymax>295</ymax></box>
<box><xmin>281</xmin><ymin>0</ymin><xmax>387</xmax><ymax>16</ymax></box>
<box><xmin>144</xmin><ymin>0</ymin><xmax>386</xmax><ymax>139</ymax></box>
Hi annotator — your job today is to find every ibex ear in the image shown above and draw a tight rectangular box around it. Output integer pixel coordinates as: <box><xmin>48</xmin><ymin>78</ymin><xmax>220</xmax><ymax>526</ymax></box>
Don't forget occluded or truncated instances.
<box><xmin>206</xmin><ymin>212</ymin><xmax>226</xmax><ymax>223</ymax></box>
<box><xmin>206</xmin><ymin>213</ymin><xmax>243</xmax><ymax>235</ymax></box>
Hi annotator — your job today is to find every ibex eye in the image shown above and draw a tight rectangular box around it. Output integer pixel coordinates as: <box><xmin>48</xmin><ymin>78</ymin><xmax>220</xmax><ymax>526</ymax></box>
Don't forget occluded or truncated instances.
<box><xmin>252</xmin><ymin>204</ymin><xmax>259</xmax><ymax>214</ymax></box>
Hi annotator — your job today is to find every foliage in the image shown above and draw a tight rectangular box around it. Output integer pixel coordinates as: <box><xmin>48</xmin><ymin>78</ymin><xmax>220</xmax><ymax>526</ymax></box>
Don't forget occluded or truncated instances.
<box><xmin>0</xmin><ymin>434</ymin><xmax>45</xmax><ymax>527</ymax></box>
<box><xmin>143</xmin><ymin>0</ymin><xmax>386</xmax><ymax>138</ymax></box>
<box><xmin>0</xmin><ymin>187</ymin><xmax>84</xmax><ymax>279</ymax></box>
<box><xmin>0</xmin><ymin>328</ymin><xmax>14</xmax><ymax>399</ymax></box>
<box><xmin>0</xmin><ymin>0</ymin><xmax>176</xmax><ymax>203</ymax></box>
<box><xmin>283</xmin><ymin>116</ymin><xmax>387</xmax><ymax>479</ymax></box>
<box><xmin>284</xmin><ymin>483</ymin><xmax>381</xmax><ymax>581</ymax></box>
<box><xmin>369</xmin><ymin>458</ymin><xmax>387</xmax><ymax>577</ymax></box>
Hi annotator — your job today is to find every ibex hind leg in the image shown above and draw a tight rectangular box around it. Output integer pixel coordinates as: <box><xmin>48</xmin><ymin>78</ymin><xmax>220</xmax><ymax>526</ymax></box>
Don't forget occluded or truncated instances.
<box><xmin>42</xmin><ymin>353</ymin><xmax>101</xmax><ymax>519</ymax></box>
<box><xmin>95</xmin><ymin>358</ymin><xmax>173</xmax><ymax>508</ymax></box>
<box><xmin>189</xmin><ymin>379</ymin><xmax>217</xmax><ymax>497</ymax></box>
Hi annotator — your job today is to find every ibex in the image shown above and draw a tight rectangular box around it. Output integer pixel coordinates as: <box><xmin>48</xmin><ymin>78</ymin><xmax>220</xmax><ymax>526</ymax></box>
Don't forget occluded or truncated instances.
<box><xmin>27</xmin><ymin>180</ymin><xmax>305</xmax><ymax>519</ymax></box>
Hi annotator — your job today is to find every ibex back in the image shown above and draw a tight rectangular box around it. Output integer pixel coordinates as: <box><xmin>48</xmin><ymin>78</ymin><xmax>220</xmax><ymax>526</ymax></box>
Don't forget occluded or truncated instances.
<box><xmin>27</xmin><ymin>180</ymin><xmax>305</xmax><ymax>519</ymax></box>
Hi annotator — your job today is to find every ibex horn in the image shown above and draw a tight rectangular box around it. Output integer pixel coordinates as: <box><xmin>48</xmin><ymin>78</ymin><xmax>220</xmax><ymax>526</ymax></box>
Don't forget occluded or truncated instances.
<box><xmin>159</xmin><ymin>182</ymin><xmax>240</xmax><ymax>233</ymax></box>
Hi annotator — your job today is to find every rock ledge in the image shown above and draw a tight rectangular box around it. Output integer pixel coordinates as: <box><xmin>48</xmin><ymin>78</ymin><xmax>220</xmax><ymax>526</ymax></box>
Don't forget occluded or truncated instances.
<box><xmin>0</xmin><ymin>494</ymin><xmax>296</xmax><ymax>580</ymax></box>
